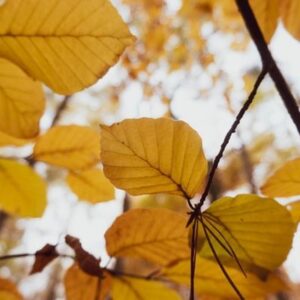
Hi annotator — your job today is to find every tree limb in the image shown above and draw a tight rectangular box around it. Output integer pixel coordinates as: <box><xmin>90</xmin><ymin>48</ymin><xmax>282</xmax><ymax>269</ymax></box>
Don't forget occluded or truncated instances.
<box><xmin>235</xmin><ymin>0</ymin><xmax>300</xmax><ymax>135</ymax></box>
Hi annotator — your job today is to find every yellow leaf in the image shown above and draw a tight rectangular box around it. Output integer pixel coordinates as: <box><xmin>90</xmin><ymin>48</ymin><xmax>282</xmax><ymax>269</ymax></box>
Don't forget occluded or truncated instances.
<box><xmin>105</xmin><ymin>208</ymin><xmax>189</xmax><ymax>266</ymax></box>
<box><xmin>281</xmin><ymin>0</ymin><xmax>300</xmax><ymax>40</ymax></box>
<box><xmin>64</xmin><ymin>264</ymin><xmax>111</xmax><ymax>300</ymax></box>
<box><xmin>287</xmin><ymin>200</ymin><xmax>300</xmax><ymax>223</ymax></box>
<box><xmin>162</xmin><ymin>258</ymin><xmax>287</xmax><ymax>299</ymax></box>
<box><xmin>0</xmin><ymin>58</ymin><xmax>44</xmax><ymax>138</ymax></box>
<box><xmin>249</xmin><ymin>0</ymin><xmax>279</xmax><ymax>42</ymax></box>
<box><xmin>33</xmin><ymin>125</ymin><xmax>100</xmax><ymax>170</ymax></box>
<box><xmin>0</xmin><ymin>131</ymin><xmax>32</xmax><ymax>147</ymax></box>
<box><xmin>0</xmin><ymin>0</ymin><xmax>134</xmax><ymax>94</ymax></box>
<box><xmin>112</xmin><ymin>276</ymin><xmax>181</xmax><ymax>300</ymax></box>
<box><xmin>0</xmin><ymin>158</ymin><xmax>46</xmax><ymax>217</ymax></box>
<box><xmin>101</xmin><ymin>118</ymin><xmax>207</xmax><ymax>198</ymax></box>
<box><xmin>261</xmin><ymin>158</ymin><xmax>300</xmax><ymax>197</ymax></box>
<box><xmin>0</xmin><ymin>278</ymin><xmax>22</xmax><ymax>300</ymax></box>
<box><xmin>67</xmin><ymin>168</ymin><xmax>114</xmax><ymax>203</ymax></box>
<box><xmin>197</xmin><ymin>194</ymin><xmax>295</xmax><ymax>273</ymax></box>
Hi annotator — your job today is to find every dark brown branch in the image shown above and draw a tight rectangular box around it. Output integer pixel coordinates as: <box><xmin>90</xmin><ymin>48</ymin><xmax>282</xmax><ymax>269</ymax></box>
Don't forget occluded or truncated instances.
<box><xmin>235</xmin><ymin>0</ymin><xmax>300</xmax><ymax>135</ymax></box>
<box><xmin>187</xmin><ymin>68</ymin><xmax>267</xmax><ymax>225</ymax></box>
<box><xmin>0</xmin><ymin>252</ymin><xmax>73</xmax><ymax>261</ymax></box>
<box><xmin>51</xmin><ymin>95</ymin><xmax>71</xmax><ymax>127</ymax></box>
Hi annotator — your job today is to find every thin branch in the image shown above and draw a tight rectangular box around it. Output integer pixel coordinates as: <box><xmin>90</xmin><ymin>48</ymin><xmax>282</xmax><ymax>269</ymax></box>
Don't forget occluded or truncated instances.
<box><xmin>187</xmin><ymin>68</ymin><xmax>267</xmax><ymax>225</ymax></box>
<box><xmin>235</xmin><ymin>0</ymin><xmax>300</xmax><ymax>135</ymax></box>
<box><xmin>51</xmin><ymin>95</ymin><xmax>71</xmax><ymax>127</ymax></box>
<box><xmin>0</xmin><ymin>252</ymin><xmax>73</xmax><ymax>261</ymax></box>
<box><xmin>201</xmin><ymin>219</ymin><xmax>244</xmax><ymax>300</ymax></box>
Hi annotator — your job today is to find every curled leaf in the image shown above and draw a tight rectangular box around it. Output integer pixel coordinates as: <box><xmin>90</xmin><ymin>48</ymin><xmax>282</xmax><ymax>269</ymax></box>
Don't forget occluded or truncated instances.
<box><xmin>65</xmin><ymin>235</ymin><xmax>102</xmax><ymax>277</ymax></box>
<box><xmin>30</xmin><ymin>244</ymin><xmax>58</xmax><ymax>274</ymax></box>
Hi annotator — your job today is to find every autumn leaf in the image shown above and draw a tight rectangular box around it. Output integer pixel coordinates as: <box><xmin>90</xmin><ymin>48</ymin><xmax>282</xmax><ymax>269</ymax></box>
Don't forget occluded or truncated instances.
<box><xmin>0</xmin><ymin>0</ymin><xmax>135</xmax><ymax>94</ymax></box>
<box><xmin>64</xmin><ymin>264</ymin><xmax>111</xmax><ymax>300</ymax></box>
<box><xmin>162</xmin><ymin>258</ymin><xmax>287</xmax><ymax>299</ymax></box>
<box><xmin>0</xmin><ymin>158</ymin><xmax>46</xmax><ymax>217</ymax></box>
<box><xmin>287</xmin><ymin>200</ymin><xmax>300</xmax><ymax>223</ymax></box>
<box><xmin>261</xmin><ymin>158</ymin><xmax>300</xmax><ymax>197</ymax></box>
<box><xmin>0</xmin><ymin>278</ymin><xmax>22</xmax><ymax>300</ymax></box>
<box><xmin>281</xmin><ymin>0</ymin><xmax>300</xmax><ymax>40</ymax></box>
<box><xmin>0</xmin><ymin>58</ymin><xmax>44</xmax><ymax>138</ymax></box>
<box><xmin>30</xmin><ymin>244</ymin><xmax>58</xmax><ymax>275</ymax></box>
<box><xmin>105</xmin><ymin>208</ymin><xmax>189</xmax><ymax>266</ymax></box>
<box><xmin>111</xmin><ymin>276</ymin><xmax>181</xmax><ymax>300</ymax></box>
<box><xmin>196</xmin><ymin>194</ymin><xmax>295</xmax><ymax>273</ymax></box>
<box><xmin>101</xmin><ymin>118</ymin><xmax>207</xmax><ymax>198</ymax></box>
<box><xmin>65</xmin><ymin>235</ymin><xmax>103</xmax><ymax>277</ymax></box>
<box><xmin>33</xmin><ymin>125</ymin><xmax>100</xmax><ymax>170</ymax></box>
<box><xmin>67</xmin><ymin>168</ymin><xmax>114</xmax><ymax>203</ymax></box>
<box><xmin>249</xmin><ymin>0</ymin><xmax>279</xmax><ymax>42</ymax></box>
<box><xmin>0</xmin><ymin>131</ymin><xmax>32</xmax><ymax>147</ymax></box>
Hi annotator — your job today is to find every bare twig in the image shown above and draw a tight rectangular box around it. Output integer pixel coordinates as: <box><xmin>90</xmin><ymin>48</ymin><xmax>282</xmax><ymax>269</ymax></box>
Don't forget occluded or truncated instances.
<box><xmin>188</xmin><ymin>68</ymin><xmax>267</xmax><ymax>225</ymax></box>
<box><xmin>235</xmin><ymin>0</ymin><xmax>300</xmax><ymax>135</ymax></box>
<box><xmin>51</xmin><ymin>95</ymin><xmax>71</xmax><ymax>127</ymax></box>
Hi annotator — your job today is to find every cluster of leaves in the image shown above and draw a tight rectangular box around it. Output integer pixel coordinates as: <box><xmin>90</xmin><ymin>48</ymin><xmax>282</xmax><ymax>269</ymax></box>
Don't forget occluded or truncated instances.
<box><xmin>1</xmin><ymin>0</ymin><xmax>300</xmax><ymax>299</ymax></box>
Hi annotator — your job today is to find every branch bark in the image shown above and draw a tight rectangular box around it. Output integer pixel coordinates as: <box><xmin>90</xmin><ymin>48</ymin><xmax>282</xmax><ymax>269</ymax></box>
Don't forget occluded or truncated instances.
<box><xmin>235</xmin><ymin>0</ymin><xmax>300</xmax><ymax>135</ymax></box>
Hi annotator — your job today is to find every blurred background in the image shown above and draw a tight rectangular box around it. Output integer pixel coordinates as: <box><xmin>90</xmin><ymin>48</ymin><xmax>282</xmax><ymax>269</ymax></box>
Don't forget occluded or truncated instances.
<box><xmin>1</xmin><ymin>0</ymin><xmax>300</xmax><ymax>298</ymax></box>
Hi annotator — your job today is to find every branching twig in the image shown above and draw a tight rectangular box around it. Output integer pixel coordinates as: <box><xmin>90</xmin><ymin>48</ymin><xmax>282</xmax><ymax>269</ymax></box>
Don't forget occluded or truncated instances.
<box><xmin>187</xmin><ymin>68</ymin><xmax>267</xmax><ymax>300</ymax></box>
<box><xmin>235</xmin><ymin>0</ymin><xmax>300</xmax><ymax>135</ymax></box>
<box><xmin>188</xmin><ymin>68</ymin><xmax>267</xmax><ymax>225</ymax></box>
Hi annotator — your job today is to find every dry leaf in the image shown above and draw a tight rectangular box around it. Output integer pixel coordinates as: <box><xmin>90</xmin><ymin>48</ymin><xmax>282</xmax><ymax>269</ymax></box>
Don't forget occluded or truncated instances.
<box><xmin>65</xmin><ymin>235</ymin><xmax>102</xmax><ymax>277</ymax></box>
<box><xmin>30</xmin><ymin>244</ymin><xmax>58</xmax><ymax>275</ymax></box>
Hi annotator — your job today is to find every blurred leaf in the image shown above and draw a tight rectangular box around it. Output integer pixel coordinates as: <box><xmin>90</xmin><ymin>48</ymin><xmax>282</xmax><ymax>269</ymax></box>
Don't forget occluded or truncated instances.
<box><xmin>281</xmin><ymin>0</ymin><xmax>300</xmax><ymax>40</ymax></box>
<box><xmin>64</xmin><ymin>264</ymin><xmax>111</xmax><ymax>300</ymax></box>
<box><xmin>196</xmin><ymin>194</ymin><xmax>295</xmax><ymax>273</ymax></box>
<box><xmin>101</xmin><ymin>118</ymin><xmax>207</xmax><ymax>198</ymax></box>
<box><xmin>112</xmin><ymin>276</ymin><xmax>181</xmax><ymax>300</ymax></box>
<box><xmin>287</xmin><ymin>200</ymin><xmax>300</xmax><ymax>223</ymax></box>
<box><xmin>0</xmin><ymin>131</ymin><xmax>32</xmax><ymax>147</ymax></box>
<box><xmin>261</xmin><ymin>158</ymin><xmax>300</xmax><ymax>197</ymax></box>
<box><xmin>0</xmin><ymin>58</ymin><xmax>44</xmax><ymax>138</ymax></box>
<box><xmin>105</xmin><ymin>208</ymin><xmax>189</xmax><ymax>266</ymax></box>
<box><xmin>65</xmin><ymin>235</ymin><xmax>102</xmax><ymax>277</ymax></box>
<box><xmin>0</xmin><ymin>0</ymin><xmax>134</xmax><ymax>94</ymax></box>
<box><xmin>0</xmin><ymin>278</ymin><xmax>22</xmax><ymax>300</ymax></box>
<box><xmin>30</xmin><ymin>244</ymin><xmax>58</xmax><ymax>274</ymax></box>
<box><xmin>0</xmin><ymin>158</ymin><xmax>46</xmax><ymax>217</ymax></box>
<box><xmin>249</xmin><ymin>0</ymin><xmax>279</xmax><ymax>42</ymax></box>
<box><xmin>34</xmin><ymin>125</ymin><xmax>100</xmax><ymax>170</ymax></box>
<box><xmin>162</xmin><ymin>258</ymin><xmax>287</xmax><ymax>299</ymax></box>
<box><xmin>67</xmin><ymin>168</ymin><xmax>114</xmax><ymax>203</ymax></box>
